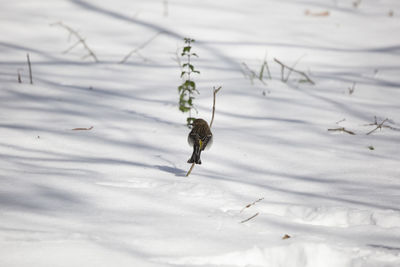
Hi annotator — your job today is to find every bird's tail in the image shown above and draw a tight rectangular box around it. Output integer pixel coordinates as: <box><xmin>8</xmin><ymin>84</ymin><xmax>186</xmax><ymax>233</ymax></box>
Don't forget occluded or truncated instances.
<box><xmin>187</xmin><ymin>145</ymin><xmax>202</xmax><ymax>164</ymax></box>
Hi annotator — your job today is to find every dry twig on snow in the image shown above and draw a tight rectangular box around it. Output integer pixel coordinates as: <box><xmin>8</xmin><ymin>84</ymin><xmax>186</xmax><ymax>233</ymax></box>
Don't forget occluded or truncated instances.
<box><xmin>274</xmin><ymin>58</ymin><xmax>315</xmax><ymax>85</ymax></box>
<box><xmin>240</xmin><ymin>198</ymin><xmax>264</xmax><ymax>213</ymax></box>
<box><xmin>240</xmin><ymin>212</ymin><xmax>259</xmax><ymax>223</ymax></box>
<box><xmin>348</xmin><ymin>82</ymin><xmax>356</xmax><ymax>95</ymax></box>
<box><xmin>335</xmin><ymin>118</ymin><xmax>346</xmax><ymax>124</ymax></box>
<box><xmin>72</xmin><ymin>126</ymin><xmax>93</xmax><ymax>131</ymax></box>
<box><xmin>364</xmin><ymin>117</ymin><xmax>398</xmax><ymax>135</ymax></box>
<box><xmin>304</xmin><ymin>10</ymin><xmax>330</xmax><ymax>17</ymax></box>
<box><xmin>210</xmin><ymin>86</ymin><xmax>222</xmax><ymax>128</ymax></box>
<box><xmin>119</xmin><ymin>31</ymin><xmax>163</xmax><ymax>64</ymax></box>
<box><xmin>27</xmin><ymin>54</ymin><xmax>33</xmax><ymax>84</ymax></box>
<box><xmin>328</xmin><ymin>127</ymin><xmax>355</xmax><ymax>135</ymax></box>
<box><xmin>17</xmin><ymin>69</ymin><xmax>22</xmax><ymax>83</ymax></box>
<box><xmin>51</xmin><ymin>22</ymin><xmax>99</xmax><ymax>62</ymax></box>
<box><xmin>241</xmin><ymin>63</ymin><xmax>257</xmax><ymax>85</ymax></box>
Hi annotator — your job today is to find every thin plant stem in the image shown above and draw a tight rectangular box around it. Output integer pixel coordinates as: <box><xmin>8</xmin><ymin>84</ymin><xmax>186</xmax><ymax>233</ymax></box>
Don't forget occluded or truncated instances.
<box><xmin>186</xmin><ymin>86</ymin><xmax>221</xmax><ymax>177</ymax></box>
<box><xmin>27</xmin><ymin>53</ymin><xmax>33</xmax><ymax>84</ymax></box>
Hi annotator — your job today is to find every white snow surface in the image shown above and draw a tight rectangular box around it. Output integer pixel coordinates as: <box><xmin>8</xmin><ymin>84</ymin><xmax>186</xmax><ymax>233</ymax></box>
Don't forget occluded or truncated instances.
<box><xmin>1</xmin><ymin>0</ymin><xmax>400</xmax><ymax>266</ymax></box>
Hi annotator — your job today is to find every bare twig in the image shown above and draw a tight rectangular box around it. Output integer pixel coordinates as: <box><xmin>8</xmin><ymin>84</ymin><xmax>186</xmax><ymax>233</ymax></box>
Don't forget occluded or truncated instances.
<box><xmin>278</xmin><ymin>62</ymin><xmax>284</xmax><ymax>82</ymax></box>
<box><xmin>366</xmin><ymin>118</ymin><xmax>389</xmax><ymax>135</ymax></box>
<box><xmin>335</xmin><ymin>118</ymin><xmax>346</xmax><ymax>124</ymax></box>
<box><xmin>274</xmin><ymin>58</ymin><xmax>315</xmax><ymax>85</ymax></box>
<box><xmin>264</xmin><ymin>61</ymin><xmax>272</xmax><ymax>80</ymax></box>
<box><xmin>63</xmin><ymin>40</ymin><xmax>81</xmax><ymax>54</ymax></box>
<box><xmin>259</xmin><ymin>52</ymin><xmax>272</xmax><ymax>81</ymax></box>
<box><xmin>27</xmin><ymin>54</ymin><xmax>33</xmax><ymax>84</ymax></box>
<box><xmin>364</xmin><ymin>116</ymin><xmax>379</xmax><ymax>126</ymax></box>
<box><xmin>119</xmin><ymin>32</ymin><xmax>163</xmax><ymax>64</ymax></box>
<box><xmin>186</xmin><ymin>86</ymin><xmax>222</xmax><ymax>177</ymax></box>
<box><xmin>285</xmin><ymin>54</ymin><xmax>306</xmax><ymax>82</ymax></box>
<box><xmin>305</xmin><ymin>10</ymin><xmax>330</xmax><ymax>16</ymax></box>
<box><xmin>264</xmin><ymin>52</ymin><xmax>272</xmax><ymax>80</ymax></box>
<box><xmin>242</xmin><ymin>62</ymin><xmax>267</xmax><ymax>85</ymax></box>
<box><xmin>17</xmin><ymin>69</ymin><xmax>22</xmax><ymax>83</ymax></box>
<box><xmin>241</xmin><ymin>62</ymin><xmax>256</xmax><ymax>84</ymax></box>
<box><xmin>348</xmin><ymin>82</ymin><xmax>356</xmax><ymax>95</ymax></box>
<box><xmin>240</xmin><ymin>197</ymin><xmax>264</xmax><ymax>213</ymax></box>
<box><xmin>210</xmin><ymin>86</ymin><xmax>222</xmax><ymax>128</ymax></box>
<box><xmin>72</xmin><ymin>126</ymin><xmax>93</xmax><ymax>131</ymax></box>
<box><xmin>51</xmin><ymin>22</ymin><xmax>99</xmax><ymax>62</ymax></box>
<box><xmin>328</xmin><ymin>127</ymin><xmax>355</xmax><ymax>135</ymax></box>
<box><xmin>240</xmin><ymin>212</ymin><xmax>259</xmax><ymax>223</ymax></box>
<box><xmin>364</xmin><ymin>116</ymin><xmax>399</xmax><ymax>135</ymax></box>
<box><xmin>259</xmin><ymin>62</ymin><xmax>265</xmax><ymax>81</ymax></box>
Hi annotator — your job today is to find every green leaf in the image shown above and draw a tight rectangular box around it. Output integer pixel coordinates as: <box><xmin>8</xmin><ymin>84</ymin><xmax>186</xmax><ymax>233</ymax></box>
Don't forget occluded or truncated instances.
<box><xmin>184</xmin><ymin>38</ymin><xmax>195</xmax><ymax>43</ymax></box>
<box><xmin>179</xmin><ymin>106</ymin><xmax>190</xmax><ymax>112</ymax></box>
<box><xmin>184</xmin><ymin>80</ymin><xmax>195</xmax><ymax>90</ymax></box>
<box><xmin>178</xmin><ymin>84</ymin><xmax>187</xmax><ymax>92</ymax></box>
<box><xmin>188</xmin><ymin>65</ymin><xmax>199</xmax><ymax>74</ymax></box>
<box><xmin>187</xmin><ymin>117</ymin><xmax>195</xmax><ymax>126</ymax></box>
<box><xmin>178</xmin><ymin>38</ymin><xmax>200</xmax><ymax>121</ymax></box>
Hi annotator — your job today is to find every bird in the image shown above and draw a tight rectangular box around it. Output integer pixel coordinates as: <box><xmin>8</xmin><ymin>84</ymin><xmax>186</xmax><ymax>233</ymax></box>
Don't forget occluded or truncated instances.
<box><xmin>187</xmin><ymin>118</ymin><xmax>213</xmax><ymax>165</ymax></box>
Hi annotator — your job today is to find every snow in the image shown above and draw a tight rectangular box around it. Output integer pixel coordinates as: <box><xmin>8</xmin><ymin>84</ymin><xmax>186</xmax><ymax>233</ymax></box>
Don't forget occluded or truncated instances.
<box><xmin>1</xmin><ymin>0</ymin><xmax>400</xmax><ymax>266</ymax></box>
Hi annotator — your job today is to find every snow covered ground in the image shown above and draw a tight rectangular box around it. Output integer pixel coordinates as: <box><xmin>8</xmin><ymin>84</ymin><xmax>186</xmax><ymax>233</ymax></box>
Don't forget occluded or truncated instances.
<box><xmin>1</xmin><ymin>0</ymin><xmax>400</xmax><ymax>266</ymax></box>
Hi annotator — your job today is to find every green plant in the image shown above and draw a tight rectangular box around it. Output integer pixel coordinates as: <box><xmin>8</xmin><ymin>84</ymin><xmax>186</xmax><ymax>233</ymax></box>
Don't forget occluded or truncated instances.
<box><xmin>178</xmin><ymin>38</ymin><xmax>200</xmax><ymax>127</ymax></box>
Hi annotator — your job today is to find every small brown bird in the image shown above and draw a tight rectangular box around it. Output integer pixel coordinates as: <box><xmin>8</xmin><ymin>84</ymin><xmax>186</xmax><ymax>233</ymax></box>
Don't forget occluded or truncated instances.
<box><xmin>187</xmin><ymin>118</ymin><xmax>212</xmax><ymax>165</ymax></box>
